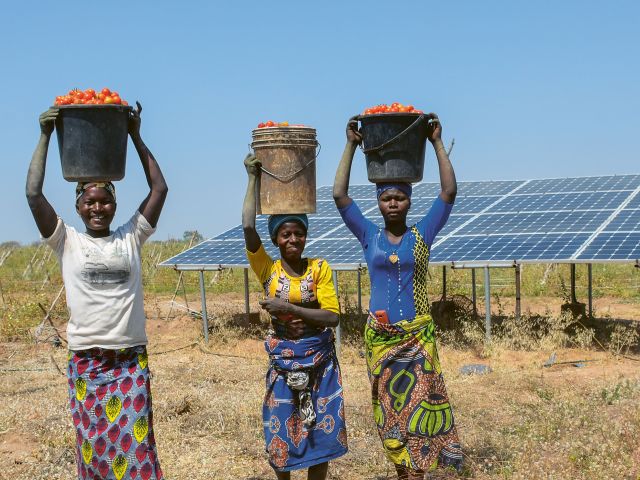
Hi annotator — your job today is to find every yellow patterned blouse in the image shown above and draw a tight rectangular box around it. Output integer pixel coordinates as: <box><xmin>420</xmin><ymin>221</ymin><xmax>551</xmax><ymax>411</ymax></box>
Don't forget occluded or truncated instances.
<box><xmin>246</xmin><ymin>244</ymin><xmax>339</xmax><ymax>315</ymax></box>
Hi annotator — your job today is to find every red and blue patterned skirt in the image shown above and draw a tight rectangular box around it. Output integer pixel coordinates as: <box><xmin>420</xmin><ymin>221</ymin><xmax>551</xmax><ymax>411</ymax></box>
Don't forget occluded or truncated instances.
<box><xmin>67</xmin><ymin>346</ymin><xmax>163</xmax><ymax>480</ymax></box>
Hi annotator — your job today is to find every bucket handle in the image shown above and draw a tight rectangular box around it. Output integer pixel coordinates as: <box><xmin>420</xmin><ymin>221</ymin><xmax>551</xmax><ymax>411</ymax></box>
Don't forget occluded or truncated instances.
<box><xmin>252</xmin><ymin>143</ymin><xmax>322</xmax><ymax>183</ymax></box>
<box><xmin>360</xmin><ymin>114</ymin><xmax>427</xmax><ymax>154</ymax></box>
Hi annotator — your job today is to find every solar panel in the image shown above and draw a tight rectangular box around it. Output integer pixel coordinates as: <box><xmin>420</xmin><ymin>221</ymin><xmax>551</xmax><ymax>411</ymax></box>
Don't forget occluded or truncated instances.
<box><xmin>160</xmin><ymin>175</ymin><xmax>640</xmax><ymax>270</ymax></box>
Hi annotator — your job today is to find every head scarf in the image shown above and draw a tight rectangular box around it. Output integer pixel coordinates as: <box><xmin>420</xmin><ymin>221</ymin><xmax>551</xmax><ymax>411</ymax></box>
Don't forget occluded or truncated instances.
<box><xmin>376</xmin><ymin>182</ymin><xmax>412</xmax><ymax>199</ymax></box>
<box><xmin>75</xmin><ymin>182</ymin><xmax>116</xmax><ymax>203</ymax></box>
<box><xmin>268</xmin><ymin>214</ymin><xmax>309</xmax><ymax>244</ymax></box>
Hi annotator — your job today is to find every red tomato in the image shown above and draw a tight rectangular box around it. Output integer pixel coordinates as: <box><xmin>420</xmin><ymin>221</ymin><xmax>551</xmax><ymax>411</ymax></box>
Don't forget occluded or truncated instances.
<box><xmin>101</xmin><ymin>87</ymin><xmax>111</xmax><ymax>96</ymax></box>
<box><xmin>104</xmin><ymin>96</ymin><xmax>114</xmax><ymax>104</ymax></box>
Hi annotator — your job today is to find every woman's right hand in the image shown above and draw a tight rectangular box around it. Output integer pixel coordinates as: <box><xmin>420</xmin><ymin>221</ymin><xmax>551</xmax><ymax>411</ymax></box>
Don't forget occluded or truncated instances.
<box><xmin>244</xmin><ymin>153</ymin><xmax>262</xmax><ymax>177</ymax></box>
<box><xmin>271</xmin><ymin>317</ymin><xmax>305</xmax><ymax>339</ymax></box>
<box><xmin>346</xmin><ymin>115</ymin><xmax>363</xmax><ymax>145</ymax></box>
<box><xmin>39</xmin><ymin>108</ymin><xmax>58</xmax><ymax>136</ymax></box>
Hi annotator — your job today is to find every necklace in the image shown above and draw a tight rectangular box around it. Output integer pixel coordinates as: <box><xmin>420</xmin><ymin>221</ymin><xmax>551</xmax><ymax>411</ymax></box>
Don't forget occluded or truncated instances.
<box><xmin>388</xmin><ymin>253</ymin><xmax>399</xmax><ymax>264</ymax></box>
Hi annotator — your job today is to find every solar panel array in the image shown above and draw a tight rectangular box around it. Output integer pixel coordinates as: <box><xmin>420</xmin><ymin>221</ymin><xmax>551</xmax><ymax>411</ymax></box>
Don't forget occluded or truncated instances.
<box><xmin>160</xmin><ymin>175</ymin><xmax>640</xmax><ymax>270</ymax></box>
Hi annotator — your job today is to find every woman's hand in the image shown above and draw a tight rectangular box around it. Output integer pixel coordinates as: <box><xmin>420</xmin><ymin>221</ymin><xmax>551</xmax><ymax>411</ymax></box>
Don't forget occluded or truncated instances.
<box><xmin>259</xmin><ymin>297</ymin><xmax>295</xmax><ymax>317</ymax></box>
<box><xmin>260</xmin><ymin>298</ymin><xmax>305</xmax><ymax>337</ymax></box>
<box><xmin>425</xmin><ymin>112</ymin><xmax>442</xmax><ymax>143</ymax></box>
<box><xmin>346</xmin><ymin>115</ymin><xmax>363</xmax><ymax>145</ymax></box>
<box><xmin>39</xmin><ymin>108</ymin><xmax>58</xmax><ymax>136</ymax></box>
<box><xmin>128</xmin><ymin>101</ymin><xmax>142</xmax><ymax>139</ymax></box>
<box><xmin>244</xmin><ymin>153</ymin><xmax>262</xmax><ymax>177</ymax></box>
<box><xmin>271</xmin><ymin>318</ymin><xmax>305</xmax><ymax>338</ymax></box>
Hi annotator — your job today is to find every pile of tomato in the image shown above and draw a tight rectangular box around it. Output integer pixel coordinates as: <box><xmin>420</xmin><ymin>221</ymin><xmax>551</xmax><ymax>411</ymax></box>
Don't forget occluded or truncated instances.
<box><xmin>54</xmin><ymin>88</ymin><xmax>128</xmax><ymax>106</ymax></box>
<box><xmin>257</xmin><ymin>121</ymin><xmax>307</xmax><ymax>128</ymax></box>
<box><xmin>362</xmin><ymin>103</ymin><xmax>423</xmax><ymax>115</ymax></box>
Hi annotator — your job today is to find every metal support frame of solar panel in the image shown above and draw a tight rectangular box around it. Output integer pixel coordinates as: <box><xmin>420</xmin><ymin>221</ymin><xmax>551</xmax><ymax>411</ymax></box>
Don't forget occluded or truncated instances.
<box><xmin>160</xmin><ymin>174</ymin><xmax>640</xmax><ymax>270</ymax></box>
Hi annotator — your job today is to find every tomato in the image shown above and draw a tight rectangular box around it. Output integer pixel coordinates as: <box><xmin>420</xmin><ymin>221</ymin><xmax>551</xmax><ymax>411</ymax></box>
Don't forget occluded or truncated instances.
<box><xmin>85</xmin><ymin>88</ymin><xmax>95</xmax><ymax>97</ymax></box>
<box><xmin>104</xmin><ymin>96</ymin><xmax>114</xmax><ymax>104</ymax></box>
<box><xmin>122</xmin><ymin>100</ymin><xmax>128</xmax><ymax>106</ymax></box>
<box><xmin>101</xmin><ymin>87</ymin><xmax>111</xmax><ymax>96</ymax></box>
<box><xmin>111</xmin><ymin>95</ymin><xmax>121</xmax><ymax>104</ymax></box>
<box><xmin>362</xmin><ymin>102</ymin><xmax>422</xmax><ymax>115</ymax></box>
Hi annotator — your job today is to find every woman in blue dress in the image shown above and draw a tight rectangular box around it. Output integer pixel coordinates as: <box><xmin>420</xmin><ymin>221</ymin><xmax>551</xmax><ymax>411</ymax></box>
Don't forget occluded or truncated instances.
<box><xmin>333</xmin><ymin>113</ymin><xmax>462</xmax><ymax>479</ymax></box>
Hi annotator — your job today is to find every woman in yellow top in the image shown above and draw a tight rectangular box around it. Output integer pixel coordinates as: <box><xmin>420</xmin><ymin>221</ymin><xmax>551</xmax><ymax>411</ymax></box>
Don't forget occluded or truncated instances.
<box><xmin>242</xmin><ymin>154</ymin><xmax>348</xmax><ymax>480</ymax></box>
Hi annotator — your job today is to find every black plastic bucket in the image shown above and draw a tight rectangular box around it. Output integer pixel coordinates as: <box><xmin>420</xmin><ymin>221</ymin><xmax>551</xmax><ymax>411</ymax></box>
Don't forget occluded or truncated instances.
<box><xmin>359</xmin><ymin>113</ymin><xmax>429</xmax><ymax>183</ymax></box>
<box><xmin>55</xmin><ymin>105</ymin><xmax>132</xmax><ymax>182</ymax></box>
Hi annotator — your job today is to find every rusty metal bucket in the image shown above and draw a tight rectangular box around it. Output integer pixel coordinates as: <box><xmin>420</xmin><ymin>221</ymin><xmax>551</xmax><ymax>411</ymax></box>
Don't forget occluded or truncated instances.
<box><xmin>251</xmin><ymin>126</ymin><xmax>319</xmax><ymax>214</ymax></box>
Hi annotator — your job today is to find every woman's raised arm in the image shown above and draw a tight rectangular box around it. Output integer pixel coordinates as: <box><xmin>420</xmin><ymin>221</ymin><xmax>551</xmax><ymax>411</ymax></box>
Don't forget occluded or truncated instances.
<box><xmin>426</xmin><ymin>113</ymin><xmax>457</xmax><ymax>204</ymax></box>
<box><xmin>242</xmin><ymin>153</ymin><xmax>262</xmax><ymax>253</ymax></box>
<box><xmin>333</xmin><ymin>115</ymin><xmax>362</xmax><ymax>209</ymax></box>
<box><xmin>26</xmin><ymin>108</ymin><xmax>59</xmax><ymax>238</ymax></box>
<box><xmin>129</xmin><ymin>103</ymin><xmax>168</xmax><ymax>228</ymax></box>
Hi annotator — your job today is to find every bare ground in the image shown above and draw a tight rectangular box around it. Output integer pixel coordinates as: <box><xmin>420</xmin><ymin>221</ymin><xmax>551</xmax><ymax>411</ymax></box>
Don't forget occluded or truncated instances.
<box><xmin>1</xmin><ymin>305</ymin><xmax>640</xmax><ymax>479</ymax></box>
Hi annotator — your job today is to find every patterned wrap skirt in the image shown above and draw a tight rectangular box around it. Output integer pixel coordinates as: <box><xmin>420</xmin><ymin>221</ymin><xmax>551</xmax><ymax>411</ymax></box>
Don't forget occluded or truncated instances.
<box><xmin>263</xmin><ymin>328</ymin><xmax>348</xmax><ymax>471</ymax></box>
<box><xmin>364</xmin><ymin>313</ymin><xmax>463</xmax><ymax>473</ymax></box>
<box><xmin>67</xmin><ymin>346</ymin><xmax>163</xmax><ymax>480</ymax></box>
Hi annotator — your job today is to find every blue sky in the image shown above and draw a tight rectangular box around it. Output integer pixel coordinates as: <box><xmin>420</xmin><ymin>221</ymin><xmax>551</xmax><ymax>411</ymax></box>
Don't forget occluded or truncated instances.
<box><xmin>2</xmin><ymin>1</ymin><xmax>639</xmax><ymax>243</ymax></box>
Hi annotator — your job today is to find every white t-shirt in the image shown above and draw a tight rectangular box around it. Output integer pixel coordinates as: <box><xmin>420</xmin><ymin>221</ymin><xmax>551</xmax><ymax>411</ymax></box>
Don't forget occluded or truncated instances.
<box><xmin>45</xmin><ymin>211</ymin><xmax>155</xmax><ymax>350</ymax></box>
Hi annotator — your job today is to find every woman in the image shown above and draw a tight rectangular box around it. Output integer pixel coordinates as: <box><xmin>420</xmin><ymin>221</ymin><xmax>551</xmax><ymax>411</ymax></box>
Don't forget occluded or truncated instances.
<box><xmin>333</xmin><ymin>113</ymin><xmax>462</xmax><ymax>479</ymax></box>
<box><xmin>26</xmin><ymin>103</ymin><xmax>168</xmax><ymax>480</ymax></box>
<box><xmin>242</xmin><ymin>154</ymin><xmax>347</xmax><ymax>480</ymax></box>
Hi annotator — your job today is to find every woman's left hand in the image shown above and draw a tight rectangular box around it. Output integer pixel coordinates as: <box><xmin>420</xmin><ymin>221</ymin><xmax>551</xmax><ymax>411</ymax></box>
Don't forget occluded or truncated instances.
<box><xmin>128</xmin><ymin>101</ymin><xmax>142</xmax><ymax>138</ymax></box>
<box><xmin>425</xmin><ymin>112</ymin><xmax>442</xmax><ymax>143</ymax></box>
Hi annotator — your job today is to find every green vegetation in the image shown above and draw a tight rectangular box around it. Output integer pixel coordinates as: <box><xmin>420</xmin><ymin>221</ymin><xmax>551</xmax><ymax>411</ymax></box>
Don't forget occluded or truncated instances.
<box><xmin>1</xmin><ymin>241</ymin><xmax>638</xmax><ymax>347</ymax></box>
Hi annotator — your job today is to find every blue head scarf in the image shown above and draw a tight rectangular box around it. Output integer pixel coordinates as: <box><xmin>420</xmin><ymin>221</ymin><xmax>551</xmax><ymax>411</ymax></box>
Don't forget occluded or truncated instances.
<box><xmin>268</xmin><ymin>214</ymin><xmax>309</xmax><ymax>244</ymax></box>
<box><xmin>376</xmin><ymin>182</ymin><xmax>412</xmax><ymax>199</ymax></box>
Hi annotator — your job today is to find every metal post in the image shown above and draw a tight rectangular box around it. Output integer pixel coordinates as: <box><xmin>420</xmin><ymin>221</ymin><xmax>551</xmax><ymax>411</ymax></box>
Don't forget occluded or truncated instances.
<box><xmin>442</xmin><ymin>266</ymin><xmax>447</xmax><ymax>301</ymax></box>
<box><xmin>471</xmin><ymin>268</ymin><xmax>477</xmax><ymax>318</ymax></box>
<box><xmin>332</xmin><ymin>270</ymin><xmax>341</xmax><ymax>356</ymax></box>
<box><xmin>587</xmin><ymin>263</ymin><xmax>593</xmax><ymax>318</ymax></box>
<box><xmin>484</xmin><ymin>266</ymin><xmax>491</xmax><ymax>342</ymax></box>
<box><xmin>570</xmin><ymin>264</ymin><xmax>577</xmax><ymax>303</ymax></box>
<box><xmin>244</xmin><ymin>268</ymin><xmax>250</xmax><ymax>315</ymax></box>
<box><xmin>515</xmin><ymin>264</ymin><xmax>521</xmax><ymax>320</ymax></box>
<box><xmin>357</xmin><ymin>268</ymin><xmax>362</xmax><ymax>315</ymax></box>
<box><xmin>199</xmin><ymin>271</ymin><xmax>209</xmax><ymax>343</ymax></box>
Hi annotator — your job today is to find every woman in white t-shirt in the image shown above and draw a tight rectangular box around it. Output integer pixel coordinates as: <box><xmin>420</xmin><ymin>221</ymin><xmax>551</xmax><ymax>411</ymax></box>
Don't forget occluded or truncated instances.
<box><xmin>26</xmin><ymin>104</ymin><xmax>168</xmax><ymax>480</ymax></box>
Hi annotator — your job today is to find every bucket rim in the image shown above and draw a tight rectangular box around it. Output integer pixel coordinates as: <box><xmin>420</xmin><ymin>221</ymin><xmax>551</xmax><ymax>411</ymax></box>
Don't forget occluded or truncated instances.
<box><xmin>358</xmin><ymin>112</ymin><xmax>422</xmax><ymax>120</ymax></box>
<box><xmin>251</xmin><ymin>142</ymin><xmax>318</xmax><ymax>148</ymax></box>
<box><xmin>53</xmin><ymin>104</ymin><xmax>133</xmax><ymax>111</ymax></box>
<box><xmin>251</xmin><ymin>126</ymin><xmax>316</xmax><ymax>133</ymax></box>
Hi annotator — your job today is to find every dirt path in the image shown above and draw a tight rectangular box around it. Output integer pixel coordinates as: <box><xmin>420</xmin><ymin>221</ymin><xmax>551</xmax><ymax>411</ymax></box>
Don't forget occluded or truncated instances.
<box><xmin>1</xmin><ymin>314</ymin><xmax>639</xmax><ymax>479</ymax></box>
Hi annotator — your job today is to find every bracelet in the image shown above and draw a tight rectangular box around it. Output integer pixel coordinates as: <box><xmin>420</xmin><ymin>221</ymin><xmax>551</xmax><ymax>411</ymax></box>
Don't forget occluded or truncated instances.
<box><xmin>435</xmin><ymin>145</ymin><xmax>447</xmax><ymax>155</ymax></box>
